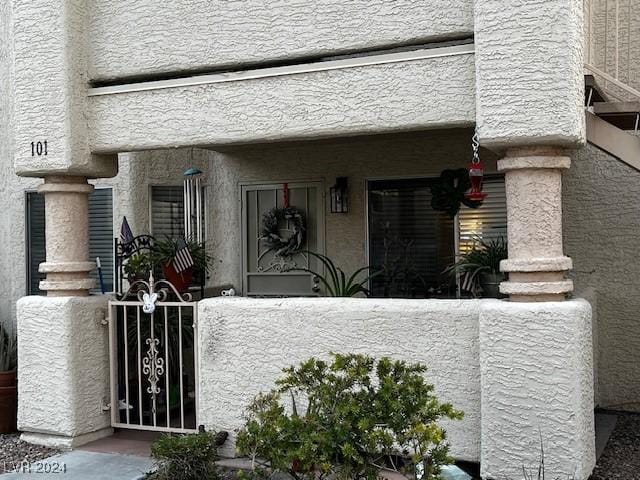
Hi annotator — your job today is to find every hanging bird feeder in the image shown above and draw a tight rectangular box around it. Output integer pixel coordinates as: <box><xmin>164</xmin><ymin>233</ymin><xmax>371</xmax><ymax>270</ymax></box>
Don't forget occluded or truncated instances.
<box><xmin>465</xmin><ymin>129</ymin><xmax>487</xmax><ymax>202</ymax></box>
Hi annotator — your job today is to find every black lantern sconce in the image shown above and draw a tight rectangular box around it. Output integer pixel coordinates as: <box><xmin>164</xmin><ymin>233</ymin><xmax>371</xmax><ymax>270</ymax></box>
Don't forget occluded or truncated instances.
<box><xmin>330</xmin><ymin>177</ymin><xmax>349</xmax><ymax>213</ymax></box>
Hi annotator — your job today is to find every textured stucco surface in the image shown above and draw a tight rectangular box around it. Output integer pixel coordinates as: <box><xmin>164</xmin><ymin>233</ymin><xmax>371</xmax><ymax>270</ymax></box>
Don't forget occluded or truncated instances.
<box><xmin>204</xmin><ymin>129</ymin><xmax>499</xmax><ymax>292</ymax></box>
<box><xmin>197</xmin><ymin>297</ymin><xmax>482</xmax><ymax>461</ymax></box>
<box><xmin>88</xmin><ymin>54</ymin><xmax>475</xmax><ymax>153</ymax></box>
<box><xmin>564</xmin><ymin>143</ymin><xmax>640</xmax><ymax>411</ymax></box>
<box><xmin>12</xmin><ymin>0</ymin><xmax>116</xmax><ymax>177</ymax></box>
<box><xmin>88</xmin><ymin>0</ymin><xmax>473</xmax><ymax>81</ymax></box>
<box><xmin>584</xmin><ymin>0</ymin><xmax>640</xmax><ymax>100</ymax></box>
<box><xmin>479</xmin><ymin>299</ymin><xmax>595</xmax><ymax>480</ymax></box>
<box><xmin>16</xmin><ymin>296</ymin><xmax>111</xmax><ymax>442</ymax></box>
<box><xmin>474</xmin><ymin>0</ymin><xmax>585</xmax><ymax>149</ymax></box>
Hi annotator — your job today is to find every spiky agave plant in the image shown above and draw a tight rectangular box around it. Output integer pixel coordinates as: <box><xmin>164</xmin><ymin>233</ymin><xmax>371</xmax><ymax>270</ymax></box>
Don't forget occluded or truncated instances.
<box><xmin>285</xmin><ymin>251</ymin><xmax>382</xmax><ymax>297</ymax></box>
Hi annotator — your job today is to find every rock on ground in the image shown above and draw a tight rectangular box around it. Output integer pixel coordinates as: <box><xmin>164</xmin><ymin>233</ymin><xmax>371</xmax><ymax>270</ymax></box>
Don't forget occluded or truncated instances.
<box><xmin>0</xmin><ymin>434</ymin><xmax>60</xmax><ymax>473</ymax></box>
<box><xmin>590</xmin><ymin>413</ymin><xmax>640</xmax><ymax>480</ymax></box>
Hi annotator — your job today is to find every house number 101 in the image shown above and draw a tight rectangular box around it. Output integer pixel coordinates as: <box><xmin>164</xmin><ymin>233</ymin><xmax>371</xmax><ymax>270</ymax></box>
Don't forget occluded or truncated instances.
<box><xmin>31</xmin><ymin>141</ymin><xmax>48</xmax><ymax>157</ymax></box>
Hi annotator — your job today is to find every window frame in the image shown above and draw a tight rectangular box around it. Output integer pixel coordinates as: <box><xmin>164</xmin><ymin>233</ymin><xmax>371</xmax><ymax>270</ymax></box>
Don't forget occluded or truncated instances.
<box><xmin>364</xmin><ymin>174</ymin><xmax>506</xmax><ymax>299</ymax></box>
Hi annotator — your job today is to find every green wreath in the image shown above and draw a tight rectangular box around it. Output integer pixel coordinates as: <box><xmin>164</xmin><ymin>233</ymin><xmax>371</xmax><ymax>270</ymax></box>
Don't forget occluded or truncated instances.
<box><xmin>430</xmin><ymin>168</ymin><xmax>484</xmax><ymax>218</ymax></box>
<box><xmin>260</xmin><ymin>207</ymin><xmax>306</xmax><ymax>257</ymax></box>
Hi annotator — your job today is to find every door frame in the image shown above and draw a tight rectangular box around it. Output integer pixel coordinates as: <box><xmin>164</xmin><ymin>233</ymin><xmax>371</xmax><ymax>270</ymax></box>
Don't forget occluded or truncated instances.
<box><xmin>240</xmin><ymin>180</ymin><xmax>326</xmax><ymax>296</ymax></box>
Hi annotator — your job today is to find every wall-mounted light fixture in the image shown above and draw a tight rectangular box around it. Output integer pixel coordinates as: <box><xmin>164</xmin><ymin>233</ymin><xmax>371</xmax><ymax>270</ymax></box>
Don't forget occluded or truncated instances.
<box><xmin>330</xmin><ymin>177</ymin><xmax>348</xmax><ymax>213</ymax></box>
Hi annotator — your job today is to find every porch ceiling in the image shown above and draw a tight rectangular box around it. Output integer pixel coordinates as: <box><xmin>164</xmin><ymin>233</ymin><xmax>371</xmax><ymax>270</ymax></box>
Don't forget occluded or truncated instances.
<box><xmin>87</xmin><ymin>45</ymin><xmax>476</xmax><ymax>153</ymax></box>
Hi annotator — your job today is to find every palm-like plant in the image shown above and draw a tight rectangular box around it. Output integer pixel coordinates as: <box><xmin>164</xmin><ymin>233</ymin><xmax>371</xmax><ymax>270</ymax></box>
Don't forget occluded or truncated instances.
<box><xmin>286</xmin><ymin>251</ymin><xmax>382</xmax><ymax>297</ymax></box>
<box><xmin>0</xmin><ymin>325</ymin><xmax>17</xmax><ymax>372</ymax></box>
<box><xmin>444</xmin><ymin>236</ymin><xmax>508</xmax><ymax>283</ymax></box>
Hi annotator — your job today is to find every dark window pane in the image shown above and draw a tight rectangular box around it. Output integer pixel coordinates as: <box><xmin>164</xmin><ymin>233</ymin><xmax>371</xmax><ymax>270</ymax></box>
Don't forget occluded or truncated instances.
<box><xmin>368</xmin><ymin>178</ymin><xmax>455</xmax><ymax>298</ymax></box>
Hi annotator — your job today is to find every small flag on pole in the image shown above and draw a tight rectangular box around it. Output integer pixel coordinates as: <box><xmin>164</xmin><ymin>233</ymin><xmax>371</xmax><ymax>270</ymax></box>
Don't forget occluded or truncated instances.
<box><xmin>173</xmin><ymin>238</ymin><xmax>194</xmax><ymax>273</ymax></box>
<box><xmin>460</xmin><ymin>270</ymin><xmax>478</xmax><ymax>295</ymax></box>
<box><xmin>120</xmin><ymin>216</ymin><xmax>134</xmax><ymax>244</ymax></box>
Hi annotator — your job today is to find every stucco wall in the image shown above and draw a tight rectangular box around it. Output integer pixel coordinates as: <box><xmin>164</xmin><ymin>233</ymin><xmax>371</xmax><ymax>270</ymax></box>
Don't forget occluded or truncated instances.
<box><xmin>584</xmin><ymin>0</ymin><xmax>640</xmax><ymax>99</ymax></box>
<box><xmin>198</xmin><ymin>297</ymin><xmax>595</xmax><ymax>478</ymax></box>
<box><xmin>88</xmin><ymin>52</ymin><xmax>475</xmax><ymax>153</ymax></box>
<box><xmin>88</xmin><ymin>1</ymin><xmax>473</xmax><ymax>81</ymax></box>
<box><xmin>111</xmin><ymin>149</ymin><xmax>210</xmax><ymax>237</ymax></box>
<box><xmin>205</xmin><ymin>129</ymin><xmax>499</xmax><ymax>293</ymax></box>
<box><xmin>17</xmin><ymin>296</ymin><xmax>112</xmax><ymax>447</ymax></box>
<box><xmin>0</xmin><ymin>4</ymin><xmax>42</xmax><ymax>325</ymax></box>
<box><xmin>479</xmin><ymin>299</ymin><xmax>594</xmax><ymax>480</ymax></box>
<box><xmin>564</xmin><ymin>143</ymin><xmax>640</xmax><ymax>411</ymax></box>
<box><xmin>474</xmin><ymin>0</ymin><xmax>585</xmax><ymax>149</ymax></box>
<box><xmin>198</xmin><ymin>297</ymin><xmax>482</xmax><ymax>462</ymax></box>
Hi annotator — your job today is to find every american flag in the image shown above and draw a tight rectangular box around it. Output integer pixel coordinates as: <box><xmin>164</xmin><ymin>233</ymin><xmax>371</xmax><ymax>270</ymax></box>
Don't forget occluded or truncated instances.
<box><xmin>173</xmin><ymin>238</ymin><xmax>194</xmax><ymax>273</ymax></box>
<box><xmin>120</xmin><ymin>216</ymin><xmax>134</xmax><ymax>244</ymax></box>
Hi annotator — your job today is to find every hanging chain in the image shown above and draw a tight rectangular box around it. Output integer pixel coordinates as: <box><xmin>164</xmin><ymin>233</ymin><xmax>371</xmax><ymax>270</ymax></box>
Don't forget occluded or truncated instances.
<box><xmin>471</xmin><ymin>128</ymin><xmax>481</xmax><ymax>165</ymax></box>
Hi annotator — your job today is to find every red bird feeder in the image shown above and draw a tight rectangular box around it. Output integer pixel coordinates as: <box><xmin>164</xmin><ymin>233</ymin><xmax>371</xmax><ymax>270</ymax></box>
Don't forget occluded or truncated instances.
<box><xmin>465</xmin><ymin>130</ymin><xmax>487</xmax><ymax>201</ymax></box>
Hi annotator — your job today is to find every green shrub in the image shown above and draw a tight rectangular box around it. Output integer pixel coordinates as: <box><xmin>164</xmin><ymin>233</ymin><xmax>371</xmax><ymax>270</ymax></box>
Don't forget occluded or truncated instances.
<box><xmin>236</xmin><ymin>353</ymin><xmax>463</xmax><ymax>480</ymax></box>
<box><xmin>148</xmin><ymin>431</ymin><xmax>221</xmax><ymax>480</ymax></box>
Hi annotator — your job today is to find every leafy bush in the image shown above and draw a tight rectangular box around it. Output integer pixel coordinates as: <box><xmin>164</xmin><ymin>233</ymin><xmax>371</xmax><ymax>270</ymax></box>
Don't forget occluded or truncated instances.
<box><xmin>147</xmin><ymin>431</ymin><xmax>221</xmax><ymax>480</ymax></box>
<box><xmin>236</xmin><ymin>353</ymin><xmax>463</xmax><ymax>480</ymax></box>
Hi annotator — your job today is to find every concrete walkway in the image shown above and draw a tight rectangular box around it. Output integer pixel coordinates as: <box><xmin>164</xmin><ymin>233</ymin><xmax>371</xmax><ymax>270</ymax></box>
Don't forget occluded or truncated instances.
<box><xmin>0</xmin><ymin>451</ymin><xmax>154</xmax><ymax>480</ymax></box>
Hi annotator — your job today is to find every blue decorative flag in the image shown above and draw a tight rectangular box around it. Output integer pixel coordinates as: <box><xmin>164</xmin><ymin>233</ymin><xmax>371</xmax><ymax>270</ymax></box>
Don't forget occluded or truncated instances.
<box><xmin>120</xmin><ymin>216</ymin><xmax>134</xmax><ymax>244</ymax></box>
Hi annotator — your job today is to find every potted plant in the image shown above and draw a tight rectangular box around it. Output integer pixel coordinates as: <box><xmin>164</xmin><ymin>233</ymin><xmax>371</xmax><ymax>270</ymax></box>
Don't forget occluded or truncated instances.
<box><xmin>445</xmin><ymin>236</ymin><xmax>508</xmax><ymax>298</ymax></box>
<box><xmin>0</xmin><ymin>324</ymin><xmax>17</xmax><ymax>433</ymax></box>
<box><xmin>123</xmin><ymin>252</ymin><xmax>153</xmax><ymax>284</ymax></box>
<box><xmin>151</xmin><ymin>237</ymin><xmax>212</xmax><ymax>292</ymax></box>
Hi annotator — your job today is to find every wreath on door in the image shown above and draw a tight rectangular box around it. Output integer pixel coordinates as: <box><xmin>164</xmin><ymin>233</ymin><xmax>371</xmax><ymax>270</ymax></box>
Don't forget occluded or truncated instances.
<box><xmin>260</xmin><ymin>206</ymin><xmax>306</xmax><ymax>257</ymax></box>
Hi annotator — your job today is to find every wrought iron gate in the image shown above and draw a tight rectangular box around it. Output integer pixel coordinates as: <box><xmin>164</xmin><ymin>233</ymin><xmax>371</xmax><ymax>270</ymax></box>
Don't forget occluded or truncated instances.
<box><xmin>108</xmin><ymin>276</ymin><xmax>198</xmax><ymax>433</ymax></box>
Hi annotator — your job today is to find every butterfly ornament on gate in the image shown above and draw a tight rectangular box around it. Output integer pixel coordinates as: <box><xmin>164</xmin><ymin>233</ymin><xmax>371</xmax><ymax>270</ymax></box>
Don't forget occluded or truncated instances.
<box><xmin>142</xmin><ymin>292</ymin><xmax>159</xmax><ymax>314</ymax></box>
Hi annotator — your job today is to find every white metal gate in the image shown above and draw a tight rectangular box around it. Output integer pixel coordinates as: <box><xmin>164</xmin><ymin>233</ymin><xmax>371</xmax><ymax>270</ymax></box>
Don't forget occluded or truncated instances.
<box><xmin>108</xmin><ymin>275</ymin><xmax>198</xmax><ymax>433</ymax></box>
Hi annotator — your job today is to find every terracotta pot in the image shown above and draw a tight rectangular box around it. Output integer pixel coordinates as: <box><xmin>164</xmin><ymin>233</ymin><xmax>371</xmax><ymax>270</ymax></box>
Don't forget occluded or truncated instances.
<box><xmin>162</xmin><ymin>263</ymin><xmax>194</xmax><ymax>292</ymax></box>
<box><xmin>0</xmin><ymin>370</ymin><xmax>16</xmax><ymax>388</ymax></box>
<box><xmin>0</xmin><ymin>386</ymin><xmax>17</xmax><ymax>433</ymax></box>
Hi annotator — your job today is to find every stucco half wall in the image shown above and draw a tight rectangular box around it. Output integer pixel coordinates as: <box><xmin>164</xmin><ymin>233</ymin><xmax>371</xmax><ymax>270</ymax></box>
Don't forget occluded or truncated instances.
<box><xmin>198</xmin><ymin>297</ymin><xmax>482</xmax><ymax>461</ymax></box>
<box><xmin>197</xmin><ymin>297</ymin><xmax>595</xmax><ymax>478</ymax></box>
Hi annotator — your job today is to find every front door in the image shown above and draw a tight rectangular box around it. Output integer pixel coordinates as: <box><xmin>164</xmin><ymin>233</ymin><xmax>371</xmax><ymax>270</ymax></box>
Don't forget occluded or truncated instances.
<box><xmin>241</xmin><ymin>182</ymin><xmax>325</xmax><ymax>297</ymax></box>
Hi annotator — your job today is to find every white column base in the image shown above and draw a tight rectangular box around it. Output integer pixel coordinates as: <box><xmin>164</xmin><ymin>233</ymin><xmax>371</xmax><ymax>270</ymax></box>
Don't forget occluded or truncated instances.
<box><xmin>16</xmin><ymin>296</ymin><xmax>112</xmax><ymax>444</ymax></box>
<box><xmin>479</xmin><ymin>299</ymin><xmax>595</xmax><ymax>480</ymax></box>
<box><xmin>20</xmin><ymin>428</ymin><xmax>114</xmax><ymax>450</ymax></box>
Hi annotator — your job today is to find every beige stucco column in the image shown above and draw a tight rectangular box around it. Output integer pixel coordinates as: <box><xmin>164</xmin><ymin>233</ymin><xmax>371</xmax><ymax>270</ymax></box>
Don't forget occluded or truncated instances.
<box><xmin>498</xmin><ymin>147</ymin><xmax>574</xmax><ymax>301</ymax></box>
<box><xmin>38</xmin><ymin>176</ymin><xmax>95</xmax><ymax>296</ymax></box>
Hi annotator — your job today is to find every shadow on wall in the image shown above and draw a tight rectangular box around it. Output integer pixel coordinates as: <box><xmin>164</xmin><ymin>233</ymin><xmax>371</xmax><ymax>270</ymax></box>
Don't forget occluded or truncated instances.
<box><xmin>564</xmin><ymin>142</ymin><xmax>640</xmax><ymax>412</ymax></box>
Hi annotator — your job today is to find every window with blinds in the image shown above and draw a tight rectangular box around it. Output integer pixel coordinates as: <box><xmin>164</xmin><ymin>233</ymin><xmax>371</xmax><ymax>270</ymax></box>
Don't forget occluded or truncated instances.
<box><xmin>457</xmin><ymin>176</ymin><xmax>507</xmax><ymax>252</ymax></box>
<box><xmin>368</xmin><ymin>178</ymin><xmax>455</xmax><ymax>298</ymax></box>
<box><xmin>367</xmin><ymin>175</ymin><xmax>507</xmax><ymax>299</ymax></box>
<box><xmin>150</xmin><ymin>186</ymin><xmax>185</xmax><ymax>239</ymax></box>
<box><xmin>26</xmin><ymin>188</ymin><xmax>114</xmax><ymax>295</ymax></box>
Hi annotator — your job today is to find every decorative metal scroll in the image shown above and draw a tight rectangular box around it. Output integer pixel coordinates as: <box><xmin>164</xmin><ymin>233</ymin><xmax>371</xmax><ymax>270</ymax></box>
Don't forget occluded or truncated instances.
<box><xmin>117</xmin><ymin>235</ymin><xmax>155</xmax><ymax>258</ymax></box>
<box><xmin>117</xmin><ymin>272</ymin><xmax>193</xmax><ymax>303</ymax></box>
<box><xmin>143</xmin><ymin>338</ymin><xmax>165</xmax><ymax>395</ymax></box>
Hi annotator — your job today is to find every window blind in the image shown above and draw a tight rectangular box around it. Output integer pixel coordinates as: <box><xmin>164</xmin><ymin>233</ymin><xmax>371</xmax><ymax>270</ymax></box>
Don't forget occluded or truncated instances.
<box><xmin>88</xmin><ymin>188</ymin><xmax>114</xmax><ymax>292</ymax></box>
<box><xmin>27</xmin><ymin>188</ymin><xmax>114</xmax><ymax>295</ymax></box>
<box><xmin>457</xmin><ymin>176</ymin><xmax>507</xmax><ymax>253</ymax></box>
<box><xmin>150</xmin><ymin>186</ymin><xmax>185</xmax><ymax>239</ymax></box>
<box><xmin>368</xmin><ymin>178</ymin><xmax>455</xmax><ymax>298</ymax></box>
<box><xmin>26</xmin><ymin>193</ymin><xmax>45</xmax><ymax>295</ymax></box>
